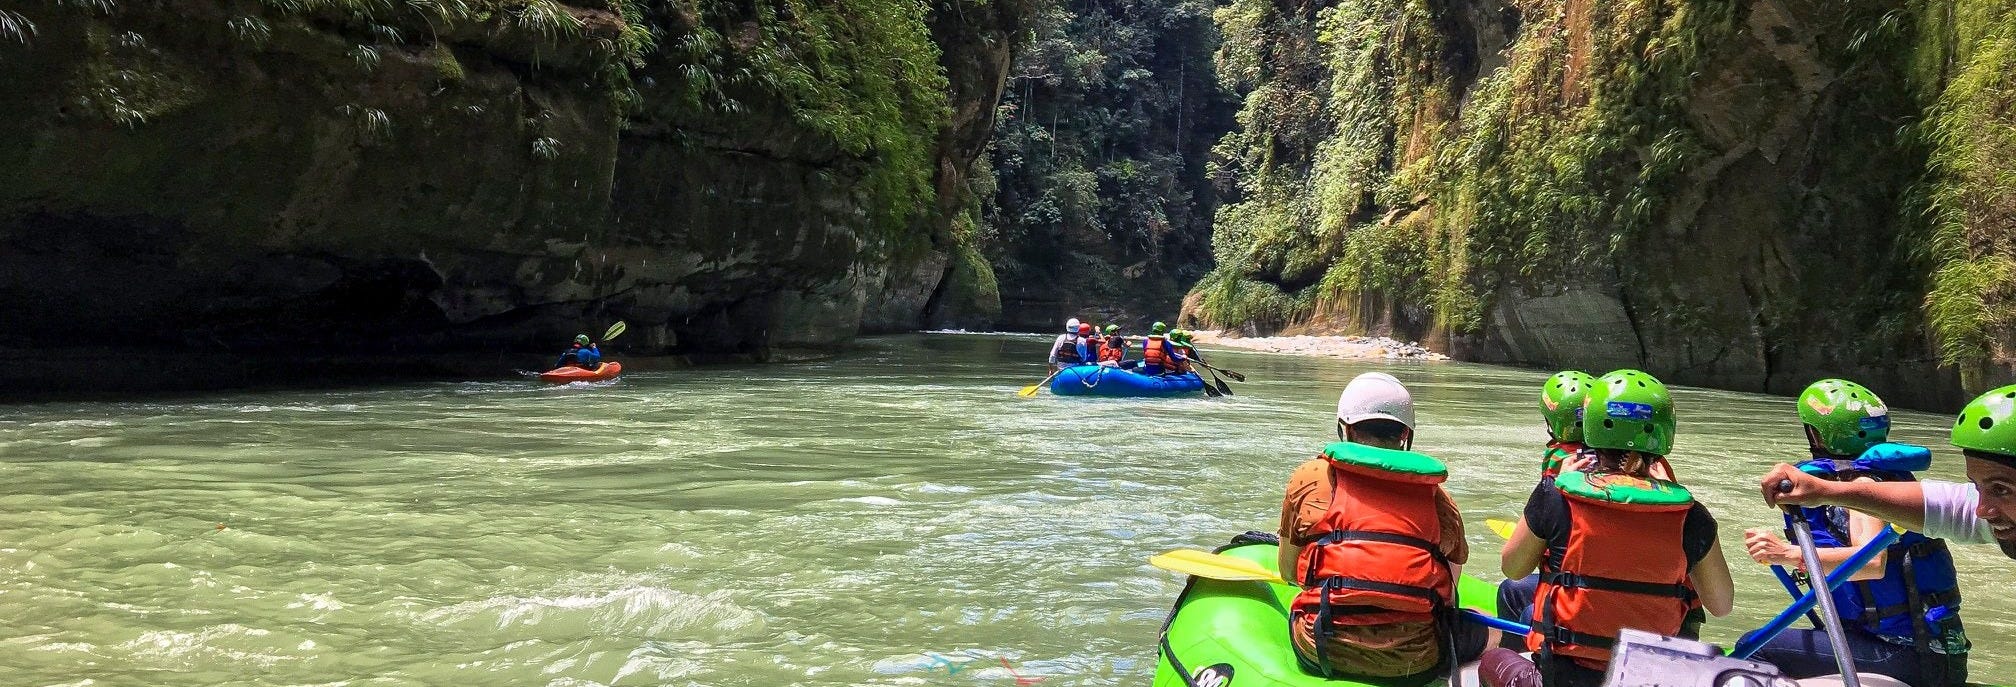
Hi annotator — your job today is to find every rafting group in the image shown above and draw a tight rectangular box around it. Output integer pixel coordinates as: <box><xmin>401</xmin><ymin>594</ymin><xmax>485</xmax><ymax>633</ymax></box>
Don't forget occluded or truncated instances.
<box><xmin>1033</xmin><ymin>317</ymin><xmax>1244</xmax><ymax>397</ymax></box>
<box><xmin>1152</xmin><ymin>368</ymin><xmax>2016</xmax><ymax>687</ymax></box>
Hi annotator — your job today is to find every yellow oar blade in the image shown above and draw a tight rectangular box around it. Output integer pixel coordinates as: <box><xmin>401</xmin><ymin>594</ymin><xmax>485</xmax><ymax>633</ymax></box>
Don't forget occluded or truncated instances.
<box><xmin>1486</xmin><ymin>518</ymin><xmax>1517</xmax><ymax>540</ymax></box>
<box><xmin>603</xmin><ymin>321</ymin><xmax>628</xmax><ymax>341</ymax></box>
<box><xmin>1148</xmin><ymin>549</ymin><xmax>1286</xmax><ymax>584</ymax></box>
<box><xmin>1016</xmin><ymin>384</ymin><xmax>1042</xmax><ymax>397</ymax></box>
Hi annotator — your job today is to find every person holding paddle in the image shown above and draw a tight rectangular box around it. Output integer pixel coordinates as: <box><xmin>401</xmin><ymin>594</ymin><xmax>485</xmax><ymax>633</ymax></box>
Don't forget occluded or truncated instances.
<box><xmin>1743</xmin><ymin>379</ymin><xmax>1968</xmax><ymax>687</ymax></box>
<box><xmin>1275</xmin><ymin>372</ymin><xmax>1489</xmax><ymax>686</ymax></box>
<box><xmin>555</xmin><ymin>334</ymin><xmax>599</xmax><ymax>369</ymax></box>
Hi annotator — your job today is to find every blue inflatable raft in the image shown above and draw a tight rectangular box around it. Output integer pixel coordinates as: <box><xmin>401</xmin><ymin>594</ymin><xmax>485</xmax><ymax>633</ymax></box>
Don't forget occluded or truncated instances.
<box><xmin>1049</xmin><ymin>365</ymin><xmax>1206</xmax><ymax>397</ymax></box>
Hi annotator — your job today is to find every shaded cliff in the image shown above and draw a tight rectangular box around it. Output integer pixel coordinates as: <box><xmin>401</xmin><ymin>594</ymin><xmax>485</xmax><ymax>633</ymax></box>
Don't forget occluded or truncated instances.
<box><xmin>1189</xmin><ymin>0</ymin><xmax>2016</xmax><ymax>408</ymax></box>
<box><xmin>0</xmin><ymin>0</ymin><xmax>1028</xmax><ymax>391</ymax></box>
<box><xmin>978</xmin><ymin>0</ymin><xmax>1234</xmax><ymax>329</ymax></box>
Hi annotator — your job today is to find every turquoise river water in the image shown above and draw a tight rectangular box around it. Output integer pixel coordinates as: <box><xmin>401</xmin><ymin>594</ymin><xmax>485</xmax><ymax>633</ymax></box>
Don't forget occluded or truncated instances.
<box><xmin>0</xmin><ymin>333</ymin><xmax>2009</xmax><ymax>686</ymax></box>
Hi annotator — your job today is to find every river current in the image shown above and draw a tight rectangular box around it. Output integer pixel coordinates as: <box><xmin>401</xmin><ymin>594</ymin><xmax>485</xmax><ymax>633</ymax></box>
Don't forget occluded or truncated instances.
<box><xmin>0</xmin><ymin>333</ymin><xmax>2008</xmax><ymax>685</ymax></box>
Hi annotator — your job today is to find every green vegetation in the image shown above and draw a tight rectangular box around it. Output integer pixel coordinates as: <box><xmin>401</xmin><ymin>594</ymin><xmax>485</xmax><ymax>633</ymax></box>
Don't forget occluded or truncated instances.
<box><xmin>1916</xmin><ymin>0</ymin><xmax>2016</xmax><ymax>382</ymax></box>
<box><xmin>981</xmin><ymin>0</ymin><xmax>1230</xmax><ymax>322</ymax></box>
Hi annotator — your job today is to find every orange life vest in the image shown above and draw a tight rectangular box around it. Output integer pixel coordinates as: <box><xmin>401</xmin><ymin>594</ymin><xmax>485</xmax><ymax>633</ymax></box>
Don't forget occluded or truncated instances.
<box><xmin>1141</xmin><ymin>335</ymin><xmax>1173</xmax><ymax>368</ymax></box>
<box><xmin>1291</xmin><ymin>445</ymin><xmax>1455</xmax><ymax>634</ymax></box>
<box><xmin>1526</xmin><ymin>472</ymin><xmax>1697</xmax><ymax>670</ymax></box>
<box><xmin>1098</xmin><ymin>336</ymin><xmax>1126</xmax><ymax>362</ymax></box>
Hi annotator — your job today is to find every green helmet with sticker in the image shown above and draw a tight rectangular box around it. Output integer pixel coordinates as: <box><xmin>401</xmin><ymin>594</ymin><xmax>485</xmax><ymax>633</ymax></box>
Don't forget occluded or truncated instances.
<box><xmin>1797</xmin><ymin>379</ymin><xmax>1890</xmax><ymax>457</ymax></box>
<box><xmin>1951</xmin><ymin>384</ymin><xmax>2016</xmax><ymax>456</ymax></box>
<box><xmin>1152</xmin><ymin>321</ymin><xmax>1168</xmax><ymax>335</ymax></box>
<box><xmin>1582</xmin><ymin>369</ymin><xmax>1676</xmax><ymax>456</ymax></box>
<box><xmin>574</xmin><ymin>334</ymin><xmax>590</xmax><ymax>345</ymax></box>
<box><xmin>1540</xmin><ymin>371</ymin><xmax>1598</xmax><ymax>442</ymax></box>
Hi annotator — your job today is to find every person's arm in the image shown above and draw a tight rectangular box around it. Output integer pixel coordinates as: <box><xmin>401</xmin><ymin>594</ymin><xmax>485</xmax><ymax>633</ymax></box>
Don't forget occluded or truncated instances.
<box><xmin>1501</xmin><ymin>517</ymin><xmax>1544</xmax><ymax>578</ymax></box>
<box><xmin>1047</xmin><ymin>335</ymin><xmax>1064</xmax><ymax>365</ymax></box>
<box><xmin>1761</xmin><ymin>463</ymin><xmax>1928</xmax><ymax>530</ymax></box>
<box><xmin>1690</xmin><ymin>539</ymin><xmax>1736</xmax><ymax>617</ymax></box>
<box><xmin>1741</xmin><ymin>513</ymin><xmax>1890</xmax><ymax>581</ymax></box>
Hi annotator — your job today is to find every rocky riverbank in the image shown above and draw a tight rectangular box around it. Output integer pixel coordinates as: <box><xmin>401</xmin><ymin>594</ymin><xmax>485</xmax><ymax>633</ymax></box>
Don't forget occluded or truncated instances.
<box><xmin>1191</xmin><ymin>331</ymin><xmax>1449</xmax><ymax>361</ymax></box>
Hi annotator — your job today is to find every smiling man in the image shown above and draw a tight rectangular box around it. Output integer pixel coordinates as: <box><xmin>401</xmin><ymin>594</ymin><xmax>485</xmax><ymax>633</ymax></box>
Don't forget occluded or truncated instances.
<box><xmin>1762</xmin><ymin>384</ymin><xmax>2016</xmax><ymax>562</ymax></box>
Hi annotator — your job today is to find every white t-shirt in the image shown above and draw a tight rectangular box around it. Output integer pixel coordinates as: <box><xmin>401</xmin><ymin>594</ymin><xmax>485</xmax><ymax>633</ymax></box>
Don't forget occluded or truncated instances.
<box><xmin>1921</xmin><ymin>480</ymin><xmax>1994</xmax><ymax>544</ymax></box>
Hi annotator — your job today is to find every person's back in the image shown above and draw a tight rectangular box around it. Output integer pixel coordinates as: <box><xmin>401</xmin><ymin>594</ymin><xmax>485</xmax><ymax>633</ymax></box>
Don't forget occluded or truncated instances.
<box><xmin>1140</xmin><ymin>322</ymin><xmax>1174</xmax><ymax>375</ymax></box>
<box><xmin>1048</xmin><ymin>318</ymin><xmax>1084</xmax><ymax>370</ymax></box>
<box><xmin>1097</xmin><ymin>325</ymin><xmax>1127</xmax><ymax>366</ymax></box>
<box><xmin>555</xmin><ymin>334</ymin><xmax>590</xmax><ymax>369</ymax></box>
<box><xmin>1277</xmin><ymin>373</ymin><xmax>1485</xmax><ymax>686</ymax></box>
<box><xmin>1487</xmin><ymin>370</ymin><xmax>1734</xmax><ymax>687</ymax></box>
<box><xmin>1746</xmin><ymin>379</ymin><xmax>1968</xmax><ymax>687</ymax></box>
<box><xmin>575</xmin><ymin>342</ymin><xmax>602</xmax><ymax>368</ymax></box>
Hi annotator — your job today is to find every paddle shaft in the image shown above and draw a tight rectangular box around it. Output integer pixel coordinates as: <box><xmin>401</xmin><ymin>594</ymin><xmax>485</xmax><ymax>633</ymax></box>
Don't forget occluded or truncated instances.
<box><xmin>1021</xmin><ymin>367</ymin><xmax>1064</xmax><ymax>396</ymax></box>
<box><xmin>1779</xmin><ymin>493</ymin><xmax>1863</xmax><ymax>687</ymax></box>
<box><xmin>1192</xmin><ymin>359</ymin><xmax>1245</xmax><ymax>382</ymax></box>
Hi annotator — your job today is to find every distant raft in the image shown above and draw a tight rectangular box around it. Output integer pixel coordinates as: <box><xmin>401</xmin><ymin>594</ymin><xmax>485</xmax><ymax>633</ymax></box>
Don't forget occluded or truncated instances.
<box><xmin>538</xmin><ymin>361</ymin><xmax>623</xmax><ymax>384</ymax></box>
<box><xmin>1049</xmin><ymin>364</ymin><xmax>1204</xmax><ymax>397</ymax></box>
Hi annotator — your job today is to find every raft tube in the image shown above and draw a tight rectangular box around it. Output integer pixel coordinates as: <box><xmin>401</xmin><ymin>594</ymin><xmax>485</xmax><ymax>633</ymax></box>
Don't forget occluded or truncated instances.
<box><xmin>1152</xmin><ymin>532</ymin><xmax>1499</xmax><ymax>687</ymax></box>
<box><xmin>1049</xmin><ymin>364</ymin><xmax>1204</xmax><ymax>397</ymax></box>
<box><xmin>538</xmin><ymin>361</ymin><xmax>622</xmax><ymax>384</ymax></box>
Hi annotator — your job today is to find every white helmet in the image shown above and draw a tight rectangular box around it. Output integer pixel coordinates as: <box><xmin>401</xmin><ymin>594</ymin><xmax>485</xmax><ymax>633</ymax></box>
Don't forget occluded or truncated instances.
<box><xmin>1336</xmin><ymin>372</ymin><xmax>1414</xmax><ymax>429</ymax></box>
<box><xmin>1065</xmin><ymin>317</ymin><xmax>1081</xmax><ymax>332</ymax></box>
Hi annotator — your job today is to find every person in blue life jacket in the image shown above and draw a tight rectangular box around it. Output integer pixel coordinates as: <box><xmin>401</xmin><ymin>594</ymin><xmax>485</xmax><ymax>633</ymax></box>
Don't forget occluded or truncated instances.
<box><xmin>1742</xmin><ymin>379</ymin><xmax>1967</xmax><ymax>687</ymax></box>
<box><xmin>556</xmin><ymin>334</ymin><xmax>602</xmax><ymax>369</ymax></box>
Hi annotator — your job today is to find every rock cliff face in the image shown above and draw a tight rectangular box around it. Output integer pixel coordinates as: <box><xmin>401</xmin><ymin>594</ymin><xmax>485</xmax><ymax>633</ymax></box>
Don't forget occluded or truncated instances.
<box><xmin>1191</xmin><ymin>0</ymin><xmax>2016</xmax><ymax>408</ymax></box>
<box><xmin>0</xmin><ymin>0</ymin><xmax>1026</xmax><ymax>390</ymax></box>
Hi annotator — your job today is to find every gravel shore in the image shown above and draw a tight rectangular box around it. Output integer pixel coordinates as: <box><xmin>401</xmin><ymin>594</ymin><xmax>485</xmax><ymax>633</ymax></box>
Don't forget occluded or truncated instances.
<box><xmin>1191</xmin><ymin>331</ymin><xmax>1451</xmax><ymax>360</ymax></box>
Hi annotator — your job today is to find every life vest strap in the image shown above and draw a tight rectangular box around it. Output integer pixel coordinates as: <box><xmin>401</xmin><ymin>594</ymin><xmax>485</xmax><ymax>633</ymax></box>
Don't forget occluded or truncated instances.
<box><xmin>1321</xmin><ymin>576</ymin><xmax>1448</xmax><ymax>608</ymax></box>
<box><xmin>1542</xmin><ymin>571</ymin><xmax>1695</xmax><ymax>601</ymax></box>
<box><xmin>1530</xmin><ymin>620</ymin><xmax>1617</xmax><ymax>650</ymax></box>
<box><xmin>1309</xmin><ymin>529</ymin><xmax>1448</xmax><ymax>563</ymax></box>
<box><xmin>1861</xmin><ymin>589</ymin><xmax>1960</xmax><ymax>624</ymax></box>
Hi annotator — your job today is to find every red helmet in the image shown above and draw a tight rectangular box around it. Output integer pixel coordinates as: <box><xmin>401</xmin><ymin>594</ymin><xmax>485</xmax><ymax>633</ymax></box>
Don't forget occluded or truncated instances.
<box><xmin>1078</xmin><ymin>323</ymin><xmax>1093</xmax><ymax>335</ymax></box>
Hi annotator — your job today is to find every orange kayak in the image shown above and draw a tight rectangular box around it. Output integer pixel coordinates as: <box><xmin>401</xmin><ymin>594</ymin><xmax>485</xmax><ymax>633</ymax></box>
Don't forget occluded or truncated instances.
<box><xmin>538</xmin><ymin>361</ymin><xmax>622</xmax><ymax>383</ymax></box>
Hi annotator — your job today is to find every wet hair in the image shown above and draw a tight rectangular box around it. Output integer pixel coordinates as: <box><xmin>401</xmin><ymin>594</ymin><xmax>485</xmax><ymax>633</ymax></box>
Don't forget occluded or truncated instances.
<box><xmin>1590</xmin><ymin>447</ymin><xmax>1653</xmax><ymax>477</ymax></box>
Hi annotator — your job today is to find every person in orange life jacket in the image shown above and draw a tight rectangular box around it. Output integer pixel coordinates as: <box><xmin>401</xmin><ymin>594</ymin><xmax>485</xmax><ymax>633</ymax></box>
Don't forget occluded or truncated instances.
<box><xmin>1096</xmin><ymin>324</ymin><xmax>1133</xmax><ymax>368</ymax></box>
<box><xmin>1496</xmin><ymin>371</ymin><xmax>1692</xmax><ymax>651</ymax></box>
<box><xmin>1048</xmin><ymin>318</ymin><xmax>1087</xmax><ymax>370</ymax></box>
<box><xmin>555</xmin><ymin>334</ymin><xmax>600</xmax><ymax>369</ymax></box>
<box><xmin>1481</xmin><ymin>370</ymin><xmax>1734</xmax><ymax>687</ymax></box>
<box><xmin>1139</xmin><ymin>322</ymin><xmax>1185</xmax><ymax>375</ymax></box>
<box><xmin>1741</xmin><ymin>380</ymin><xmax>1967</xmax><ymax>687</ymax></box>
<box><xmin>1277</xmin><ymin>372</ymin><xmax>1492</xmax><ymax>686</ymax></box>
<box><xmin>1167</xmin><ymin>330</ymin><xmax>1199</xmax><ymax>374</ymax></box>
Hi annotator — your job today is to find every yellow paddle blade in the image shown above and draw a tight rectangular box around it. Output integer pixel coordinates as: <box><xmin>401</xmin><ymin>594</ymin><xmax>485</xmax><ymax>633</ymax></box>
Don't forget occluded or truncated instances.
<box><xmin>603</xmin><ymin>321</ymin><xmax>628</xmax><ymax>341</ymax></box>
<box><xmin>1016</xmin><ymin>384</ymin><xmax>1042</xmax><ymax>397</ymax></box>
<box><xmin>1148</xmin><ymin>549</ymin><xmax>1286</xmax><ymax>584</ymax></box>
<box><xmin>1486</xmin><ymin>518</ymin><xmax>1517</xmax><ymax>540</ymax></box>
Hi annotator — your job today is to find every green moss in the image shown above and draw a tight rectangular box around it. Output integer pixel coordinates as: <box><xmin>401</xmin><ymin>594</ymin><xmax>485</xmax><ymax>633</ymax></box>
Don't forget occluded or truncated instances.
<box><xmin>1914</xmin><ymin>0</ymin><xmax>2016</xmax><ymax>376</ymax></box>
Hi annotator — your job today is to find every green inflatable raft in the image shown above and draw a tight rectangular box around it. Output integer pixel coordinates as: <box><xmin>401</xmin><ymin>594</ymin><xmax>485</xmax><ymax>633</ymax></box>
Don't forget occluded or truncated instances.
<box><xmin>1153</xmin><ymin>532</ymin><xmax>1498</xmax><ymax>687</ymax></box>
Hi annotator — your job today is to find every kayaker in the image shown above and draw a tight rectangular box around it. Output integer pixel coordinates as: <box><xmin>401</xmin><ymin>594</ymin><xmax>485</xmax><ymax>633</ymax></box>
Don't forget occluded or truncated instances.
<box><xmin>1763</xmin><ymin>382</ymin><xmax>2016</xmax><ymax>563</ymax></box>
<box><xmin>1484</xmin><ymin>370</ymin><xmax>1735</xmax><ymax>687</ymax></box>
<box><xmin>1276</xmin><ymin>372</ymin><xmax>1488</xmax><ymax>686</ymax></box>
<box><xmin>1140</xmin><ymin>322</ymin><xmax>1185</xmax><ymax>376</ymax></box>
<box><xmin>1048</xmin><ymin>318</ymin><xmax>1087</xmax><ymax>370</ymax></box>
<box><xmin>1742</xmin><ymin>379</ymin><xmax>1967</xmax><ymax>687</ymax></box>
<box><xmin>1097</xmin><ymin>325</ymin><xmax>1130</xmax><ymax>367</ymax></box>
<box><xmin>554</xmin><ymin>334</ymin><xmax>597</xmax><ymax>369</ymax></box>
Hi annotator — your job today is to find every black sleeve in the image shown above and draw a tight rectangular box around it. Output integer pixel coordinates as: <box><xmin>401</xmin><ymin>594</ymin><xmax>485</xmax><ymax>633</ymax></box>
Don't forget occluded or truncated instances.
<box><xmin>1682</xmin><ymin>503</ymin><xmax>1719</xmax><ymax>566</ymax></box>
<box><xmin>1523</xmin><ymin>478</ymin><xmax>1565</xmax><ymax>543</ymax></box>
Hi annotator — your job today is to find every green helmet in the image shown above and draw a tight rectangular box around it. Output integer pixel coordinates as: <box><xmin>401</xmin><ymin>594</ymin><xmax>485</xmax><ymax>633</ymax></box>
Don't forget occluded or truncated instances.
<box><xmin>1171</xmin><ymin>330</ymin><xmax>1191</xmax><ymax>343</ymax></box>
<box><xmin>1152</xmin><ymin>322</ymin><xmax>1168</xmax><ymax>334</ymax></box>
<box><xmin>1951</xmin><ymin>384</ymin><xmax>2016</xmax><ymax>456</ymax></box>
<box><xmin>1104</xmin><ymin>324</ymin><xmax>1119</xmax><ymax>334</ymax></box>
<box><xmin>1583</xmin><ymin>369</ymin><xmax>1676</xmax><ymax>456</ymax></box>
<box><xmin>574</xmin><ymin>334</ymin><xmax>590</xmax><ymax>345</ymax></box>
<box><xmin>1797</xmin><ymin>379</ymin><xmax>1890</xmax><ymax>457</ymax></box>
<box><xmin>1540</xmin><ymin>371</ymin><xmax>1598</xmax><ymax>441</ymax></box>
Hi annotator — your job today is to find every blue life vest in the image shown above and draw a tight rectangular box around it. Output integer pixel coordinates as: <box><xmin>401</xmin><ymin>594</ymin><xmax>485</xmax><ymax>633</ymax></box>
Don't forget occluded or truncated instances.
<box><xmin>576</xmin><ymin>346</ymin><xmax>602</xmax><ymax>366</ymax></box>
<box><xmin>1788</xmin><ymin>443</ymin><xmax>1963</xmax><ymax>649</ymax></box>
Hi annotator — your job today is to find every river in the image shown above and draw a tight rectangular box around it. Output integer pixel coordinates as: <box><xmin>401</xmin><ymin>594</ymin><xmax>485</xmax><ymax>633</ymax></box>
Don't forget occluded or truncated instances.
<box><xmin>0</xmin><ymin>333</ymin><xmax>2009</xmax><ymax>686</ymax></box>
